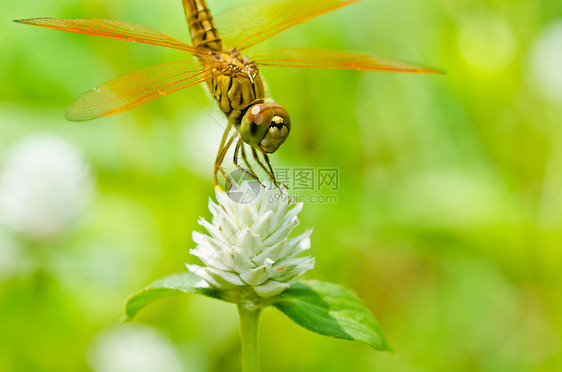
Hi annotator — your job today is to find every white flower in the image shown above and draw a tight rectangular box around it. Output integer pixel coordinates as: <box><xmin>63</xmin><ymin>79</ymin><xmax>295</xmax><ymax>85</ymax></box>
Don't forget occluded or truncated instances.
<box><xmin>187</xmin><ymin>184</ymin><xmax>314</xmax><ymax>298</ymax></box>
<box><xmin>87</xmin><ymin>324</ymin><xmax>184</xmax><ymax>372</ymax></box>
<box><xmin>527</xmin><ymin>21</ymin><xmax>562</xmax><ymax>103</ymax></box>
<box><xmin>0</xmin><ymin>134</ymin><xmax>93</xmax><ymax>241</ymax></box>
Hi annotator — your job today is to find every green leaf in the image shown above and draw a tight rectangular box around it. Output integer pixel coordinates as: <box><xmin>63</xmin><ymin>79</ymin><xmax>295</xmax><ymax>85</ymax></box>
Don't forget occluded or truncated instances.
<box><xmin>272</xmin><ymin>280</ymin><xmax>393</xmax><ymax>351</ymax></box>
<box><xmin>125</xmin><ymin>272</ymin><xmax>221</xmax><ymax>320</ymax></box>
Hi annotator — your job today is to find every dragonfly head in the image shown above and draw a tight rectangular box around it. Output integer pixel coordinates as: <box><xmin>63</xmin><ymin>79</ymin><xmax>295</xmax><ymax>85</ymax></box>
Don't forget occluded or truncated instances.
<box><xmin>240</xmin><ymin>103</ymin><xmax>291</xmax><ymax>153</ymax></box>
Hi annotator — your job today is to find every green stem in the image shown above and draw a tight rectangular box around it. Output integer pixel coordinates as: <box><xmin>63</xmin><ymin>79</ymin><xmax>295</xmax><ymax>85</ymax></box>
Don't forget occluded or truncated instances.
<box><xmin>237</xmin><ymin>303</ymin><xmax>261</xmax><ymax>372</ymax></box>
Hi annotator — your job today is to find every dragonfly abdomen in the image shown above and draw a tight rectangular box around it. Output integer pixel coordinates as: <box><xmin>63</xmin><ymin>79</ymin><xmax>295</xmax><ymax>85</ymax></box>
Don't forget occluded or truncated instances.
<box><xmin>183</xmin><ymin>0</ymin><xmax>222</xmax><ymax>51</ymax></box>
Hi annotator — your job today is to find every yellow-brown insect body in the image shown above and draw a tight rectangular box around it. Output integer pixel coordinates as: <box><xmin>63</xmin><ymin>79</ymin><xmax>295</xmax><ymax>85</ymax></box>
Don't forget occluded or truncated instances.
<box><xmin>183</xmin><ymin>0</ymin><xmax>266</xmax><ymax>126</ymax></box>
<box><xmin>207</xmin><ymin>51</ymin><xmax>266</xmax><ymax>125</ymax></box>
<box><xmin>182</xmin><ymin>0</ymin><xmax>222</xmax><ymax>51</ymax></box>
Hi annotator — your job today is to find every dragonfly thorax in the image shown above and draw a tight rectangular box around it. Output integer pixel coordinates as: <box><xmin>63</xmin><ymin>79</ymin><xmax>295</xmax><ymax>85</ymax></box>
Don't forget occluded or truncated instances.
<box><xmin>205</xmin><ymin>51</ymin><xmax>265</xmax><ymax>120</ymax></box>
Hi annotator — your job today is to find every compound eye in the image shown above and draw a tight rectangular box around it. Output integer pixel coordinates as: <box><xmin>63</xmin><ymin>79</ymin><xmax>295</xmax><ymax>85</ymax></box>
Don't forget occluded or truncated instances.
<box><xmin>240</xmin><ymin>104</ymin><xmax>273</xmax><ymax>146</ymax></box>
<box><xmin>259</xmin><ymin>104</ymin><xmax>291</xmax><ymax>154</ymax></box>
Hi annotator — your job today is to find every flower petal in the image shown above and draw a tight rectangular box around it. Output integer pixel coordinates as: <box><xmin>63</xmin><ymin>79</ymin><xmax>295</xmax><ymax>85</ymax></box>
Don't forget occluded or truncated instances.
<box><xmin>235</xmin><ymin>228</ymin><xmax>262</xmax><ymax>257</ymax></box>
<box><xmin>253</xmin><ymin>280</ymin><xmax>290</xmax><ymax>297</ymax></box>
<box><xmin>263</xmin><ymin>216</ymin><xmax>299</xmax><ymax>247</ymax></box>
<box><xmin>198</xmin><ymin>217</ymin><xmax>227</xmax><ymax>242</ymax></box>
<box><xmin>271</xmin><ymin>257</ymin><xmax>315</xmax><ymax>282</ymax></box>
<box><xmin>252</xmin><ymin>238</ymin><xmax>291</xmax><ymax>264</ymax></box>
<box><xmin>225</xmin><ymin>246</ymin><xmax>256</xmax><ymax>273</ymax></box>
<box><xmin>252</xmin><ymin>210</ymin><xmax>277</xmax><ymax>239</ymax></box>
<box><xmin>186</xmin><ymin>264</ymin><xmax>228</xmax><ymax>288</ymax></box>
<box><xmin>239</xmin><ymin>260</ymin><xmax>273</xmax><ymax>286</ymax></box>
<box><xmin>204</xmin><ymin>266</ymin><xmax>246</xmax><ymax>287</ymax></box>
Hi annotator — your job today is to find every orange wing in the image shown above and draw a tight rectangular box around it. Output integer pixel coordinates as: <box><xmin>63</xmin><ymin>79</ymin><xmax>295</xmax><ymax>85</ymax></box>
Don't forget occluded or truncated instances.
<box><xmin>15</xmin><ymin>18</ymin><xmax>206</xmax><ymax>56</ymax></box>
<box><xmin>65</xmin><ymin>61</ymin><xmax>228</xmax><ymax>121</ymax></box>
<box><xmin>214</xmin><ymin>0</ymin><xmax>361</xmax><ymax>50</ymax></box>
<box><xmin>249</xmin><ymin>48</ymin><xmax>441</xmax><ymax>74</ymax></box>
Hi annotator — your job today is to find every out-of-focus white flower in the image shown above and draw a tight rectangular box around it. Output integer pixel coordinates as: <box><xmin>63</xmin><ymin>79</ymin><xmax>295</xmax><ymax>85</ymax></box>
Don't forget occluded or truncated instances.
<box><xmin>527</xmin><ymin>21</ymin><xmax>562</xmax><ymax>103</ymax></box>
<box><xmin>87</xmin><ymin>324</ymin><xmax>184</xmax><ymax>372</ymax></box>
<box><xmin>0</xmin><ymin>134</ymin><xmax>93</xmax><ymax>241</ymax></box>
<box><xmin>187</xmin><ymin>185</ymin><xmax>314</xmax><ymax>298</ymax></box>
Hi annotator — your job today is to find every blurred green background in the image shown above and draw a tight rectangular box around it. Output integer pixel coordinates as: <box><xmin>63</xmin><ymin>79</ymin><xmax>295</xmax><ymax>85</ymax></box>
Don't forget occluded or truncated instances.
<box><xmin>1</xmin><ymin>0</ymin><xmax>562</xmax><ymax>371</ymax></box>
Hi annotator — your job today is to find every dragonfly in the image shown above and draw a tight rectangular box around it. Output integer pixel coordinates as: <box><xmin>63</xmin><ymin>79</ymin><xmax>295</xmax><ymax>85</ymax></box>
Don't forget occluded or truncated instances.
<box><xmin>16</xmin><ymin>0</ymin><xmax>439</xmax><ymax>186</ymax></box>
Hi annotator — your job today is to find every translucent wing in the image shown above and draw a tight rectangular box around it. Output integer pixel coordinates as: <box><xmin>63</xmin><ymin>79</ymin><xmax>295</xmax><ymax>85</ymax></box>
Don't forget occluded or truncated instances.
<box><xmin>214</xmin><ymin>0</ymin><xmax>361</xmax><ymax>50</ymax></box>
<box><xmin>15</xmin><ymin>18</ymin><xmax>206</xmax><ymax>55</ymax></box>
<box><xmin>249</xmin><ymin>48</ymin><xmax>441</xmax><ymax>74</ymax></box>
<box><xmin>66</xmin><ymin>61</ymin><xmax>228</xmax><ymax>121</ymax></box>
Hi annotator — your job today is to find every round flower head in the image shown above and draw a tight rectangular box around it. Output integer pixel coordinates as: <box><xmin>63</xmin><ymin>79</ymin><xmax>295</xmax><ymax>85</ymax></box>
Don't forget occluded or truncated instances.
<box><xmin>88</xmin><ymin>324</ymin><xmax>183</xmax><ymax>372</ymax></box>
<box><xmin>0</xmin><ymin>135</ymin><xmax>93</xmax><ymax>241</ymax></box>
<box><xmin>187</xmin><ymin>184</ymin><xmax>314</xmax><ymax>299</ymax></box>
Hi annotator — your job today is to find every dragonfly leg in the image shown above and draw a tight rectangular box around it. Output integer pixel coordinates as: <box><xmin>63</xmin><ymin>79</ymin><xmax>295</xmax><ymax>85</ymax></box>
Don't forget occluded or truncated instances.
<box><xmin>214</xmin><ymin>123</ymin><xmax>230</xmax><ymax>185</ymax></box>
<box><xmin>240</xmin><ymin>143</ymin><xmax>258</xmax><ymax>179</ymax></box>
<box><xmin>217</xmin><ymin>139</ymin><xmax>236</xmax><ymax>192</ymax></box>
<box><xmin>261</xmin><ymin>151</ymin><xmax>279</xmax><ymax>188</ymax></box>
<box><xmin>251</xmin><ymin>146</ymin><xmax>278</xmax><ymax>186</ymax></box>
<box><xmin>233</xmin><ymin>139</ymin><xmax>263</xmax><ymax>186</ymax></box>
<box><xmin>214</xmin><ymin>123</ymin><xmax>237</xmax><ymax>189</ymax></box>
<box><xmin>219</xmin><ymin>135</ymin><xmax>239</xmax><ymax>191</ymax></box>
